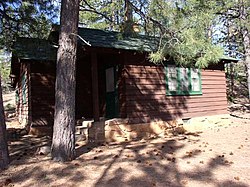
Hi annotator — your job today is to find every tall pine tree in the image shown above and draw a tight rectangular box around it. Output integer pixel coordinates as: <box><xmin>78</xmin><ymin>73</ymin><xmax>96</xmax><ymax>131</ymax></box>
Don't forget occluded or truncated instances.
<box><xmin>51</xmin><ymin>0</ymin><xmax>79</xmax><ymax>162</ymax></box>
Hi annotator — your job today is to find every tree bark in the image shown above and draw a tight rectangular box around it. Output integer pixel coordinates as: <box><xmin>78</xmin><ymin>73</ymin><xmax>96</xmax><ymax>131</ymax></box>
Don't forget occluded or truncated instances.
<box><xmin>240</xmin><ymin>1</ymin><xmax>250</xmax><ymax>101</ymax></box>
<box><xmin>246</xmin><ymin>48</ymin><xmax>250</xmax><ymax>101</ymax></box>
<box><xmin>0</xmin><ymin>75</ymin><xmax>9</xmax><ymax>169</ymax></box>
<box><xmin>51</xmin><ymin>0</ymin><xmax>79</xmax><ymax>162</ymax></box>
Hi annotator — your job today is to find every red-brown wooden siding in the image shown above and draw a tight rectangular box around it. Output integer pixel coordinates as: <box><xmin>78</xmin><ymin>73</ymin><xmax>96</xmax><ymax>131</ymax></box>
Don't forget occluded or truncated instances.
<box><xmin>123</xmin><ymin>65</ymin><xmax>228</xmax><ymax>124</ymax></box>
<box><xmin>30</xmin><ymin>61</ymin><xmax>56</xmax><ymax>126</ymax></box>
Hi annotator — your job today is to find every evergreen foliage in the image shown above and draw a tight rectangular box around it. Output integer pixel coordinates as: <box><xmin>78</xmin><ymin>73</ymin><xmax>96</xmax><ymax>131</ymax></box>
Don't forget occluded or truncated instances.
<box><xmin>0</xmin><ymin>0</ymin><xmax>59</xmax><ymax>50</ymax></box>
<box><xmin>0</xmin><ymin>51</ymin><xmax>11</xmax><ymax>92</ymax></box>
<box><xmin>79</xmin><ymin>0</ymin><xmax>224</xmax><ymax>68</ymax></box>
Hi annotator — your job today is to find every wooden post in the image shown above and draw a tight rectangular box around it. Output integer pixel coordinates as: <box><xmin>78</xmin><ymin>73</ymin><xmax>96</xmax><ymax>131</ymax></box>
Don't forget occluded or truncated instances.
<box><xmin>91</xmin><ymin>52</ymin><xmax>100</xmax><ymax>122</ymax></box>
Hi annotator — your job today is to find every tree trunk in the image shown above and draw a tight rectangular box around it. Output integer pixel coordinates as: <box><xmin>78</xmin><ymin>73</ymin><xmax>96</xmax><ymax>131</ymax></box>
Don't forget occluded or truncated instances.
<box><xmin>243</xmin><ymin>24</ymin><xmax>250</xmax><ymax>101</ymax></box>
<box><xmin>51</xmin><ymin>0</ymin><xmax>79</xmax><ymax>162</ymax></box>
<box><xmin>0</xmin><ymin>75</ymin><xmax>9</xmax><ymax>169</ymax></box>
<box><xmin>240</xmin><ymin>1</ymin><xmax>250</xmax><ymax>101</ymax></box>
<box><xmin>246</xmin><ymin>51</ymin><xmax>250</xmax><ymax>101</ymax></box>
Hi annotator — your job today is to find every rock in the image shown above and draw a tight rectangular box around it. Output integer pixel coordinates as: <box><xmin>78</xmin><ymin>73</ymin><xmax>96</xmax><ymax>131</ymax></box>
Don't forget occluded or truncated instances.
<box><xmin>36</xmin><ymin>145</ymin><xmax>51</xmax><ymax>155</ymax></box>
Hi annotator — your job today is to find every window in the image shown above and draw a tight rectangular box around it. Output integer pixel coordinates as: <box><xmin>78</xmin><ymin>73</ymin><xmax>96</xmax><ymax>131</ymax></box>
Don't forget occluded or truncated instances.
<box><xmin>165</xmin><ymin>65</ymin><xmax>202</xmax><ymax>95</ymax></box>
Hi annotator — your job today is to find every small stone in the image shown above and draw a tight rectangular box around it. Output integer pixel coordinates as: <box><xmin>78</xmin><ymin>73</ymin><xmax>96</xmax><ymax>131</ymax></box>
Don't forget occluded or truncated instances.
<box><xmin>200</xmin><ymin>161</ymin><xmax>204</xmax><ymax>164</ymax></box>
<box><xmin>93</xmin><ymin>156</ymin><xmax>98</xmax><ymax>160</ymax></box>
<box><xmin>137</xmin><ymin>160</ymin><xmax>142</xmax><ymax>163</ymax></box>
<box><xmin>167</xmin><ymin>157</ymin><xmax>172</xmax><ymax>161</ymax></box>
<box><xmin>36</xmin><ymin>146</ymin><xmax>51</xmax><ymax>155</ymax></box>
<box><xmin>181</xmin><ymin>180</ymin><xmax>188</xmax><ymax>185</ymax></box>
<box><xmin>229</xmin><ymin>152</ymin><xmax>233</xmax><ymax>155</ymax></box>
<box><xmin>234</xmin><ymin>176</ymin><xmax>240</xmax><ymax>180</ymax></box>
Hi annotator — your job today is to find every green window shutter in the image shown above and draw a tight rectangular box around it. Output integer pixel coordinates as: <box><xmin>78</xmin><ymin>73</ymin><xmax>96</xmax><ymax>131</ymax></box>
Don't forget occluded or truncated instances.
<box><xmin>166</xmin><ymin>65</ymin><xmax>202</xmax><ymax>96</ymax></box>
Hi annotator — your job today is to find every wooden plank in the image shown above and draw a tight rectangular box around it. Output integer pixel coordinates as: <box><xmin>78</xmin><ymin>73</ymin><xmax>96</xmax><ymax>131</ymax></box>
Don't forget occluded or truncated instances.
<box><xmin>126</xmin><ymin>99</ymin><xmax>227</xmax><ymax>110</ymax></box>
<box><xmin>201</xmin><ymin>80</ymin><xmax>226</xmax><ymax>85</ymax></box>
<box><xmin>125</xmin><ymin>92</ymin><xmax>227</xmax><ymax>101</ymax></box>
<box><xmin>126</xmin><ymin>89</ymin><xmax>226</xmax><ymax>96</ymax></box>
<box><xmin>125</xmin><ymin>103</ymin><xmax>228</xmax><ymax>113</ymax></box>
<box><xmin>126</xmin><ymin>104</ymin><xmax>227</xmax><ymax>115</ymax></box>
<box><xmin>125</xmin><ymin>73</ymin><xmax>165</xmax><ymax>79</ymax></box>
<box><xmin>202</xmin><ymin>76</ymin><xmax>226</xmax><ymax>80</ymax></box>
<box><xmin>125</xmin><ymin>86</ymin><xmax>226</xmax><ymax>93</ymax></box>
<box><xmin>125</xmin><ymin>78</ymin><xmax>166</xmax><ymax>84</ymax></box>
<box><xmin>202</xmin><ymin>84</ymin><xmax>227</xmax><ymax>89</ymax></box>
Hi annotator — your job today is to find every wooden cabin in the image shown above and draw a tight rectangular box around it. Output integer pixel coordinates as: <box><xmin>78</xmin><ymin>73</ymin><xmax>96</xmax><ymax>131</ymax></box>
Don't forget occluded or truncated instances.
<box><xmin>10</xmin><ymin>27</ymin><xmax>238</xmax><ymax>138</ymax></box>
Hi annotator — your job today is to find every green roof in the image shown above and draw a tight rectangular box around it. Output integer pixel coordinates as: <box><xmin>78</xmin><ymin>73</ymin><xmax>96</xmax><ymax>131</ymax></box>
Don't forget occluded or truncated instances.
<box><xmin>12</xmin><ymin>28</ymin><xmax>160</xmax><ymax>61</ymax></box>
<box><xmin>220</xmin><ymin>55</ymin><xmax>239</xmax><ymax>62</ymax></box>
<box><xmin>77</xmin><ymin>28</ymin><xmax>159</xmax><ymax>51</ymax></box>
<box><xmin>12</xmin><ymin>37</ymin><xmax>57</xmax><ymax>61</ymax></box>
<box><xmin>12</xmin><ymin>27</ymin><xmax>238</xmax><ymax>63</ymax></box>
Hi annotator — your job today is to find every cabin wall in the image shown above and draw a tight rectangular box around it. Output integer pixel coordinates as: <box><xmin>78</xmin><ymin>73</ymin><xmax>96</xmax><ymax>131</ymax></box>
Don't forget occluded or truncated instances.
<box><xmin>28</xmin><ymin>55</ymin><xmax>95</xmax><ymax>126</ymax></box>
<box><xmin>30</xmin><ymin>61</ymin><xmax>56</xmax><ymax>127</ymax></box>
<box><xmin>123</xmin><ymin>64</ymin><xmax>228</xmax><ymax>124</ymax></box>
<box><xmin>16</xmin><ymin>62</ymin><xmax>31</xmax><ymax>126</ymax></box>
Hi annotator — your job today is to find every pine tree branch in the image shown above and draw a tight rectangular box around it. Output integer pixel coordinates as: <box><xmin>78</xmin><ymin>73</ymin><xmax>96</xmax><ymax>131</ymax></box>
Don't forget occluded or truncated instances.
<box><xmin>79</xmin><ymin>0</ymin><xmax>113</xmax><ymax>23</ymax></box>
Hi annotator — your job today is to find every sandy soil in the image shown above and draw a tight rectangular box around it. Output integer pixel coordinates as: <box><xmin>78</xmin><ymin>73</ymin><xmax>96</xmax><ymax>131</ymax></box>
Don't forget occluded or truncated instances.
<box><xmin>0</xmin><ymin>115</ymin><xmax>249</xmax><ymax>187</ymax></box>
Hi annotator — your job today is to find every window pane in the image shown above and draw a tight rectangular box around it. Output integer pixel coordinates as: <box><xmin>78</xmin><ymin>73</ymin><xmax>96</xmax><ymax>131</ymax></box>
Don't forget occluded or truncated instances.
<box><xmin>192</xmin><ymin>79</ymin><xmax>200</xmax><ymax>91</ymax></box>
<box><xmin>168</xmin><ymin>66</ymin><xmax>177</xmax><ymax>78</ymax></box>
<box><xmin>180</xmin><ymin>68</ymin><xmax>189</xmax><ymax>91</ymax></box>
<box><xmin>191</xmin><ymin>68</ymin><xmax>200</xmax><ymax>92</ymax></box>
<box><xmin>167</xmin><ymin>66</ymin><xmax>178</xmax><ymax>91</ymax></box>
<box><xmin>191</xmin><ymin>68</ymin><xmax>199</xmax><ymax>79</ymax></box>
<box><xmin>169</xmin><ymin>79</ymin><xmax>177</xmax><ymax>91</ymax></box>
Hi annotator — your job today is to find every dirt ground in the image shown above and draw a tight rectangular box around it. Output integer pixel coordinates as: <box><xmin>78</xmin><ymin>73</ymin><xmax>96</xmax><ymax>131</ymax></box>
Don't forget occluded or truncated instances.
<box><xmin>0</xmin><ymin>114</ymin><xmax>249</xmax><ymax>187</ymax></box>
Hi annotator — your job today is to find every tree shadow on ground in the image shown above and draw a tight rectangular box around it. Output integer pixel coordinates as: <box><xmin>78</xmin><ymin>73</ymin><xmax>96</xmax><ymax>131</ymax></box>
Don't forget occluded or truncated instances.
<box><xmin>1</xmin><ymin>133</ymin><xmax>248</xmax><ymax>187</ymax></box>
